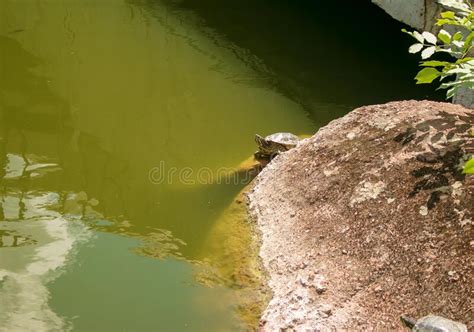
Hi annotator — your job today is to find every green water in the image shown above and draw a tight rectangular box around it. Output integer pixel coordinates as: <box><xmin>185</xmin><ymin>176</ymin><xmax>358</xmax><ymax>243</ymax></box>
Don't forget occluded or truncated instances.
<box><xmin>0</xmin><ymin>0</ymin><xmax>441</xmax><ymax>331</ymax></box>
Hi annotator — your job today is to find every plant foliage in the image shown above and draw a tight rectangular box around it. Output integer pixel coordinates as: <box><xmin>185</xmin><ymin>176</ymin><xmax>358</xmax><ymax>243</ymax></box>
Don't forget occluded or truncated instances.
<box><xmin>402</xmin><ymin>0</ymin><xmax>474</xmax><ymax>99</ymax></box>
<box><xmin>464</xmin><ymin>158</ymin><xmax>474</xmax><ymax>173</ymax></box>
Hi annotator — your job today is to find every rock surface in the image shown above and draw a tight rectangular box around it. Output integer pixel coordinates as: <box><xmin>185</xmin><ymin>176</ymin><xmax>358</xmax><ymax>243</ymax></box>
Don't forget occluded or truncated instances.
<box><xmin>249</xmin><ymin>100</ymin><xmax>473</xmax><ymax>330</ymax></box>
<box><xmin>372</xmin><ymin>0</ymin><xmax>441</xmax><ymax>31</ymax></box>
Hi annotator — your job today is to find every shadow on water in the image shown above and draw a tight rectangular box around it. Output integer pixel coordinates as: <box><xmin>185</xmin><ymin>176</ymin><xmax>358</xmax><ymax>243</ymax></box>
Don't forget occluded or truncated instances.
<box><xmin>141</xmin><ymin>0</ymin><xmax>445</xmax><ymax>126</ymax></box>
<box><xmin>0</xmin><ymin>36</ymin><xmax>69</xmax><ymax>132</ymax></box>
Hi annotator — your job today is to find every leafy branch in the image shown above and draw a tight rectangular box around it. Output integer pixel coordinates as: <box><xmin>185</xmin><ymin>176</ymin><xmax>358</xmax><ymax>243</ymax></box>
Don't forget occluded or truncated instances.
<box><xmin>402</xmin><ymin>0</ymin><xmax>474</xmax><ymax>99</ymax></box>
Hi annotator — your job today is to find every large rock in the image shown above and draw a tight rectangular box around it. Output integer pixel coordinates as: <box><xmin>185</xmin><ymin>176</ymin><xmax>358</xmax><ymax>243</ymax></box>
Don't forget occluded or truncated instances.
<box><xmin>372</xmin><ymin>0</ymin><xmax>441</xmax><ymax>31</ymax></box>
<box><xmin>249</xmin><ymin>100</ymin><xmax>473</xmax><ymax>330</ymax></box>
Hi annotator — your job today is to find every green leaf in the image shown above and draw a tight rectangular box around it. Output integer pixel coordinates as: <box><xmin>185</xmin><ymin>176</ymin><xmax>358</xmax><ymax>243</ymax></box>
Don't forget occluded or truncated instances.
<box><xmin>421</xmin><ymin>60</ymin><xmax>451</xmax><ymax>67</ymax></box>
<box><xmin>436</xmin><ymin>17</ymin><xmax>464</xmax><ymax>26</ymax></box>
<box><xmin>441</xmin><ymin>11</ymin><xmax>456</xmax><ymax>19</ymax></box>
<box><xmin>413</xmin><ymin>31</ymin><xmax>425</xmax><ymax>43</ymax></box>
<box><xmin>439</xmin><ymin>79</ymin><xmax>474</xmax><ymax>89</ymax></box>
<box><xmin>463</xmin><ymin>158</ymin><xmax>474</xmax><ymax>174</ymax></box>
<box><xmin>437</xmin><ymin>0</ymin><xmax>471</xmax><ymax>16</ymax></box>
<box><xmin>445</xmin><ymin>67</ymin><xmax>472</xmax><ymax>75</ymax></box>
<box><xmin>409</xmin><ymin>43</ymin><xmax>424</xmax><ymax>53</ymax></box>
<box><xmin>456</xmin><ymin>57</ymin><xmax>474</xmax><ymax>64</ymax></box>
<box><xmin>463</xmin><ymin>31</ymin><xmax>474</xmax><ymax>51</ymax></box>
<box><xmin>453</xmin><ymin>31</ymin><xmax>464</xmax><ymax>41</ymax></box>
<box><xmin>421</xmin><ymin>46</ymin><xmax>437</xmax><ymax>59</ymax></box>
<box><xmin>415</xmin><ymin>67</ymin><xmax>441</xmax><ymax>84</ymax></box>
<box><xmin>453</xmin><ymin>40</ymin><xmax>465</xmax><ymax>48</ymax></box>
<box><xmin>438</xmin><ymin>29</ymin><xmax>452</xmax><ymax>44</ymax></box>
<box><xmin>422</xmin><ymin>31</ymin><xmax>438</xmax><ymax>44</ymax></box>
<box><xmin>446</xmin><ymin>86</ymin><xmax>457</xmax><ymax>98</ymax></box>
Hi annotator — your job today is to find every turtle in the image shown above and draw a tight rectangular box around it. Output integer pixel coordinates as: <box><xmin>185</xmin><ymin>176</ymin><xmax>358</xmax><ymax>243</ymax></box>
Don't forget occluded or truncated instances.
<box><xmin>400</xmin><ymin>314</ymin><xmax>467</xmax><ymax>332</ymax></box>
<box><xmin>254</xmin><ymin>132</ymin><xmax>300</xmax><ymax>162</ymax></box>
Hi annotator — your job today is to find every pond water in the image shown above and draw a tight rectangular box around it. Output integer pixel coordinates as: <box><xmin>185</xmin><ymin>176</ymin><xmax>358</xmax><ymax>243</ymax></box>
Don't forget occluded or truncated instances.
<box><xmin>0</xmin><ymin>0</ymin><xmax>441</xmax><ymax>330</ymax></box>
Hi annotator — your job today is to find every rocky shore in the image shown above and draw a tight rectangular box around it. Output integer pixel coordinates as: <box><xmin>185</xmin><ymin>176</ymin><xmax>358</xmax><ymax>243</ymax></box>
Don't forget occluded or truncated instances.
<box><xmin>248</xmin><ymin>100</ymin><xmax>473</xmax><ymax>330</ymax></box>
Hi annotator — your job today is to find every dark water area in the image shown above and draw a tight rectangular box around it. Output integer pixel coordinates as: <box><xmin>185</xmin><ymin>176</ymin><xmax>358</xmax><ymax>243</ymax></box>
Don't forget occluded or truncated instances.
<box><xmin>161</xmin><ymin>0</ymin><xmax>445</xmax><ymax>125</ymax></box>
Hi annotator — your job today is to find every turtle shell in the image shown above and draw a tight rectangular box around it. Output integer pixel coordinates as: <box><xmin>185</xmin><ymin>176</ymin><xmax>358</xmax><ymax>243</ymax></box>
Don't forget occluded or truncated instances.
<box><xmin>265</xmin><ymin>132</ymin><xmax>300</xmax><ymax>148</ymax></box>
<box><xmin>413</xmin><ymin>315</ymin><xmax>467</xmax><ymax>332</ymax></box>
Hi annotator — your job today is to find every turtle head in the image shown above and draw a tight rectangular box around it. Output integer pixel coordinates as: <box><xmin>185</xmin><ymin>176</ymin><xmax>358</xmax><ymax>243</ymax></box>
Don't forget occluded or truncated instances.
<box><xmin>255</xmin><ymin>134</ymin><xmax>281</xmax><ymax>163</ymax></box>
<box><xmin>255</xmin><ymin>134</ymin><xmax>269</xmax><ymax>151</ymax></box>
<box><xmin>255</xmin><ymin>134</ymin><xmax>277</xmax><ymax>155</ymax></box>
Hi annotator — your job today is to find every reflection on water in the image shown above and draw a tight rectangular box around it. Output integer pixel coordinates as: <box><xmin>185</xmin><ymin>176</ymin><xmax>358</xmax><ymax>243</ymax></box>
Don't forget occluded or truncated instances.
<box><xmin>162</xmin><ymin>0</ymin><xmax>445</xmax><ymax>119</ymax></box>
<box><xmin>0</xmin><ymin>194</ymin><xmax>92</xmax><ymax>331</ymax></box>
<box><xmin>0</xmin><ymin>229</ymin><xmax>35</xmax><ymax>248</ymax></box>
